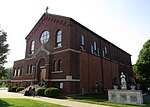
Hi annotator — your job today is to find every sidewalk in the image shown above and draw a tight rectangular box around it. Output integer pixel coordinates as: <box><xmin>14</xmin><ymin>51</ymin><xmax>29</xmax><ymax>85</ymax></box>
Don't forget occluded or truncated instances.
<box><xmin>0</xmin><ymin>88</ymin><xmax>111</xmax><ymax>107</ymax></box>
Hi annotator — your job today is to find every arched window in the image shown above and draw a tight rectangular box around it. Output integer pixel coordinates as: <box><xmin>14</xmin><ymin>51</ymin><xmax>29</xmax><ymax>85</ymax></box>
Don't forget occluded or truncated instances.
<box><xmin>30</xmin><ymin>65</ymin><xmax>33</xmax><ymax>74</ymax></box>
<box><xmin>13</xmin><ymin>69</ymin><xmax>17</xmax><ymax>76</ymax></box>
<box><xmin>20</xmin><ymin>67</ymin><xmax>23</xmax><ymax>76</ymax></box>
<box><xmin>30</xmin><ymin>40</ymin><xmax>35</xmax><ymax>54</ymax></box>
<box><xmin>16</xmin><ymin>69</ymin><xmax>18</xmax><ymax>76</ymax></box>
<box><xmin>91</xmin><ymin>45</ymin><xmax>93</xmax><ymax>54</ymax></box>
<box><xmin>105</xmin><ymin>47</ymin><xmax>107</xmax><ymax>54</ymax></box>
<box><xmin>17</xmin><ymin>68</ymin><xmax>20</xmax><ymax>76</ymax></box>
<box><xmin>58</xmin><ymin>60</ymin><xmax>62</xmax><ymax>71</ymax></box>
<box><xmin>94</xmin><ymin>41</ymin><xmax>97</xmax><ymax>51</ymax></box>
<box><xmin>53</xmin><ymin>60</ymin><xmax>57</xmax><ymax>71</ymax></box>
<box><xmin>40</xmin><ymin>30</ymin><xmax>50</xmax><ymax>45</ymax></box>
<box><xmin>56</xmin><ymin>30</ymin><xmax>62</xmax><ymax>47</ymax></box>
<box><xmin>81</xmin><ymin>35</ymin><xmax>85</xmax><ymax>46</ymax></box>
<box><xmin>93</xmin><ymin>41</ymin><xmax>97</xmax><ymax>54</ymax></box>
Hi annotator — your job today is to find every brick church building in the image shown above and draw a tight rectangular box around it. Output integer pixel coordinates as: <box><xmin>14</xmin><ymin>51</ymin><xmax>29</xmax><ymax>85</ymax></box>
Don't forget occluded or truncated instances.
<box><xmin>11</xmin><ymin>12</ymin><xmax>133</xmax><ymax>94</ymax></box>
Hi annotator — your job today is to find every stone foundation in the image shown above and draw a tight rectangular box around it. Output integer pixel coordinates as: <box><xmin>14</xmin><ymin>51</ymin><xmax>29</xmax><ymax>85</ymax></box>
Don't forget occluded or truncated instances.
<box><xmin>108</xmin><ymin>89</ymin><xmax>143</xmax><ymax>105</ymax></box>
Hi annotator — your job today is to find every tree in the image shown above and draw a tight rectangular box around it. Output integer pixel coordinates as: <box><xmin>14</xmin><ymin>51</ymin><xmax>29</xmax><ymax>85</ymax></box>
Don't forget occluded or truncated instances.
<box><xmin>133</xmin><ymin>39</ymin><xmax>150</xmax><ymax>80</ymax></box>
<box><xmin>0</xmin><ymin>67</ymin><xmax>9</xmax><ymax>79</ymax></box>
<box><xmin>0</xmin><ymin>68</ymin><xmax>12</xmax><ymax>80</ymax></box>
<box><xmin>0</xmin><ymin>29</ymin><xmax>9</xmax><ymax>79</ymax></box>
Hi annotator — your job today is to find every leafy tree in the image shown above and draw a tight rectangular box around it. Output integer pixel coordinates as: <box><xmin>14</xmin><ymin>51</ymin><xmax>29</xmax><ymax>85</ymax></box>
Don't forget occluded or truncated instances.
<box><xmin>0</xmin><ymin>29</ymin><xmax>9</xmax><ymax>79</ymax></box>
<box><xmin>0</xmin><ymin>68</ymin><xmax>12</xmax><ymax>80</ymax></box>
<box><xmin>133</xmin><ymin>39</ymin><xmax>150</xmax><ymax>80</ymax></box>
<box><xmin>0</xmin><ymin>67</ymin><xmax>9</xmax><ymax>79</ymax></box>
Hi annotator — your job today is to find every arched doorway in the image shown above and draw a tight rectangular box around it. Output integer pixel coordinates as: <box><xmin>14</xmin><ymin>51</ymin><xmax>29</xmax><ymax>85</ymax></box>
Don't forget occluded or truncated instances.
<box><xmin>37</xmin><ymin>58</ymin><xmax>46</xmax><ymax>82</ymax></box>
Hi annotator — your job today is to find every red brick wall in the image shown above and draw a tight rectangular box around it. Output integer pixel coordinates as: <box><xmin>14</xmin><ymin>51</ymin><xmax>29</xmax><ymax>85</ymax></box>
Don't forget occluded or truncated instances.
<box><xmin>88</xmin><ymin>54</ymin><xmax>102</xmax><ymax>94</ymax></box>
<box><xmin>12</xmin><ymin>13</ymin><xmax>133</xmax><ymax>95</ymax></box>
<box><xmin>111</xmin><ymin>62</ymin><xmax>119</xmax><ymax>84</ymax></box>
<box><xmin>80</xmin><ymin>53</ymin><xmax>103</xmax><ymax>94</ymax></box>
<box><xmin>25</xmin><ymin>14</ymin><xmax>71</xmax><ymax>58</ymax></box>
<box><xmin>102</xmin><ymin>59</ymin><xmax>112</xmax><ymax>90</ymax></box>
<box><xmin>80</xmin><ymin>53</ymin><xmax>89</xmax><ymax>94</ymax></box>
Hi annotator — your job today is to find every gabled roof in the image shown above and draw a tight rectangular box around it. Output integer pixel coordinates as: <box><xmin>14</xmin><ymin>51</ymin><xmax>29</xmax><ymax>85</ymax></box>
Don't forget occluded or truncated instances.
<box><xmin>25</xmin><ymin>12</ymin><xmax>131</xmax><ymax>56</ymax></box>
<box><xmin>25</xmin><ymin>12</ymin><xmax>70</xmax><ymax>40</ymax></box>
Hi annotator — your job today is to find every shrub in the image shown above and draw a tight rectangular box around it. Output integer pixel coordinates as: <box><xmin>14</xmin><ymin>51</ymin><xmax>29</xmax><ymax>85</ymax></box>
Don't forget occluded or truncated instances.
<box><xmin>16</xmin><ymin>87</ymin><xmax>25</xmax><ymax>92</ymax></box>
<box><xmin>44</xmin><ymin>87</ymin><xmax>59</xmax><ymax>98</ymax></box>
<box><xmin>8</xmin><ymin>86</ymin><xmax>12</xmax><ymax>92</ymax></box>
<box><xmin>11</xmin><ymin>86</ymin><xmax>18</xmax><ymax>92</ymax></box>
<box><xmin>36</xmin><ymin>88</ymin><xmax>46</xmax><ymax>96</ymax></box>
<box><xmin>4</xmin><ymin>84</ymin><xmax>8</xmax><ymax>87</ymax></box>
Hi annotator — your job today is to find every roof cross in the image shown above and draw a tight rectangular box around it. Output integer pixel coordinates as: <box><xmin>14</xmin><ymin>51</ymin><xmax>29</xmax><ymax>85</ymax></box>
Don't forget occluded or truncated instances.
<box><xmin>46</xmin><ymin>6</ymin><xmax>49</xmax><ymax>13</ymax></box>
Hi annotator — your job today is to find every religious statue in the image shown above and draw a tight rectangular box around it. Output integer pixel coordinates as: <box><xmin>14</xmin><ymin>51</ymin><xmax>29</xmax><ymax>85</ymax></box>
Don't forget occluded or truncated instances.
<box><xmin>120</xmin><ymin>72</ymin><xmax>127</xmax><ymax>90</ymax></box>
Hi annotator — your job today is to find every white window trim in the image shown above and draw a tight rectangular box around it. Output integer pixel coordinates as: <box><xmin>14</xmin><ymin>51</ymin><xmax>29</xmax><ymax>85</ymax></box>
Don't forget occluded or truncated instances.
<box><xmin>52</xmin><ymin>71</ymin><xmax>63</xmax><ymax>73</ymax></box>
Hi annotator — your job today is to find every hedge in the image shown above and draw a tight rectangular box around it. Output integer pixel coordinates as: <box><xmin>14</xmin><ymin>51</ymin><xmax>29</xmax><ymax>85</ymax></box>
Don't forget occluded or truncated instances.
<box><xmin>11</xmin><ymin>86</ymin><xmax>18</xmax><ymax>92</ymax></box>
<box><xmin>44</xmin><ymin>87</ymin><xmax>59</xmax><ymax>98</ymax></box>
<box><xmin>36</xmin><ymin>88</ymin><xmax>46</xmax><ymax>96</ymax></box>
<box><xmin>16</xmin><ymin>87</ymin><xmax>25</xmax><ymax>92</ymax></box>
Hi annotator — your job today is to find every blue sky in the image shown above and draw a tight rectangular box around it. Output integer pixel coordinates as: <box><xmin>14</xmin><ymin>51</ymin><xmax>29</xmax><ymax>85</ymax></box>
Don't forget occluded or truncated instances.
<box><xmin>0</xmin><ymin>0</ymin><xmax>149</xmax><ymax>67</ymax></box>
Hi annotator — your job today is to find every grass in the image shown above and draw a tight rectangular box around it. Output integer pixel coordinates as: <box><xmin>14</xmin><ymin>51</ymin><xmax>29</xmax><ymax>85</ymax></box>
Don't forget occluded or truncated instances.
<box><xmin>62</xmin><ymin>94</ymin><xmax>150</xmax><ymax>107</ymax></box>
<box><xmin>0</xmin><ymin>94</ymin><xmax>149</xmax><ymax>107</ymax></box>
<box><xmin>0</xmin><ymin>98</ymin><xmax>67</xmax><ymax>107</ymax></box>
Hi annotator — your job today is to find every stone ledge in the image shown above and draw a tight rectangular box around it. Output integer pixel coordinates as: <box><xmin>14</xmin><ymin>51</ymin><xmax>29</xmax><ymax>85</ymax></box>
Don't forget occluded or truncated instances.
<box><xmin>108</xmin><ymin>89</ymin><xmax>144</xmax><ymax>105</ymax></box>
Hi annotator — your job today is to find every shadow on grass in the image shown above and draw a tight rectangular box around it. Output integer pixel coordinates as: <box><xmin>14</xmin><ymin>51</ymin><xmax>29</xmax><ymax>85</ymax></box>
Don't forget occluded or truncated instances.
<box><xmin>0</xmin><ymin>99</ymin><xmax>11</xmax><ymax>107</ymax></box>
<box><xmin>58</xmin><ymin>94</ymin><xmax>107</xmax><ymax>101</ymax></box>
<box><xmin>58</xmin><ymin>94</ymin><xmax>150</xmax><ymax>107</ymax></box>
<box><xmin>0</xmin><ymin>99</ymin><xmax>23</xmax><ymax>107</ymax></box>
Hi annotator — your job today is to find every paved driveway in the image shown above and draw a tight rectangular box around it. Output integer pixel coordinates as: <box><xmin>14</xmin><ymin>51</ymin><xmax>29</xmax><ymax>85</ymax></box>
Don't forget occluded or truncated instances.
<box><xmin>0</xmin><ymin>88</ymin><xmax>111</xmax><ymax>107</ymax></box>
<box><xmin>0</xmin><ymin>88</ymin><xmax>26</xmax><ymax>98</ymax></box>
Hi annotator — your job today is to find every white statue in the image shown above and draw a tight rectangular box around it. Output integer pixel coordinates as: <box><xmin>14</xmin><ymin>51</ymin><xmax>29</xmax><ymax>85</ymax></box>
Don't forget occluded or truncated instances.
<box><xmin>120</xmin><ymin>72</ymin><xmax>127</xmax><ymax>90</ymax></box>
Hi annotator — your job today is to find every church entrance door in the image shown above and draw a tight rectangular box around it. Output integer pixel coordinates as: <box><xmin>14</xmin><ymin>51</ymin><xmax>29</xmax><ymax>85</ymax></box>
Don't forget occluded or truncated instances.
<box><xmin>40</xmin><ymin>68</ymin><xmax>46</xmax><ymax>81</ymax></box>
<box><xmin>37</xmin><ymin>58</ymin><xmax>46</xmax><ymax>82</ymax></box>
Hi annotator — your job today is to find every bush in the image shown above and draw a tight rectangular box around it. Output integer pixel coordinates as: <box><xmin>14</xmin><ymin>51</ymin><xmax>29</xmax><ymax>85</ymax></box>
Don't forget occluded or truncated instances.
<box><xmin>16</xmin><ymin>87</ymin><xmax>25</xmax><ymax>92</ymax></box>
<box><xmin>36</xmin><ymin>88</ymin><xmax>46</xmax><ymax>96</ymax></box>
<box><xmin>44</xmin><ymin>87</ymin><xmax>59</xmax><ymax>98</ymax></box>
<box><xmin>8</xmin><ymin>86</ymin><xmax>12</xmax><ymax>92</ymax></box>
<box><xmin>4</xmin><ymin>84</ymin><xmax>8</xmax><ymax>87</ymax></box>
<box><xmin>11</xmin><ymin>86</ymin><xmax>18</xmax><ymax>92</ymax></box>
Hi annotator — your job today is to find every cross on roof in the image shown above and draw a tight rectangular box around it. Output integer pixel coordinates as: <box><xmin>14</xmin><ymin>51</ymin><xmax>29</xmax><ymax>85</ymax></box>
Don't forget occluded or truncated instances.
<box><xmin>46</xmin><ymin>6</ymin><xmax>49</xmax><ymax>13</ymax></box>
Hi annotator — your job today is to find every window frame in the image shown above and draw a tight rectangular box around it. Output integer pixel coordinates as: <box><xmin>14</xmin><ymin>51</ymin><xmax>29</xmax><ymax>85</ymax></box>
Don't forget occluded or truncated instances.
<box><xmin>20</xmin><ymin>67</ymin><xmax>23</xmax><ymax>76</ymax></box>
<box><xmin>56</xmin><ymin>30</ymin><xmax>62</xmax><ymax>47</ymax></box>
<box><xmin>30</xmin><ymin>65</ymin><xmax>33</xmax><ymax>74</ymax></box>
<box><xmin>27</xmin><ymin>65</ymin><xmax>30</xmax><ymax>74</ymax></box>
<box><xmin>91</xmin><ymin>45</ymin><xmax>94</xmax><ymax>54</ymax></box>
<box><xmin>40</xmin><ymin>30</ymin><xmax>50</xmax><ymax>45</ymax></box>
<box><xmin>94</xmin><ymin>41</ymin><xmax>97</xmax><ymax>51</ymax></box>
<box><xmin>30</xmin><ymin>40</ymin><xmax>35</xmax><ymax>54</ymax></box>
<box><xmin>13</xmin><ymin>69</ymin><xmax>17</xmax><ymax>77</ymax></box>
<box><xmin>58</xmin><ymin>59</ymin><xmax>62</xmax><ymax>71</ymax></box>
<box><xmin>17</xmin><ymin>68</ymin><xmax>20</xmax><ymax>76</ymax></box>
<box><xmin>53</xmin><ymin>60</ymin><xmax>57</xmax><ymax>71</ymax></box>
<box><xmin>81</xmin><ymin>35</ymin><xmax>85</xmax><ymax>47</ymax></box>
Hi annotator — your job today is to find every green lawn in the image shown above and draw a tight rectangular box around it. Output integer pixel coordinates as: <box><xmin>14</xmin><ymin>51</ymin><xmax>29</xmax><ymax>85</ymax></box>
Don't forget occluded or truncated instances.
<box><xmin>73</xmin><ymin>99</ymin><xmax>146</xmax><ymax>107</ymax></box>
<box><xmin>0</xmin><ymin>96</ymin><xmax>150</xmax><ymax>107</ymax></box>
<box><xmin>63</xmin><ymin>95</ymin><xmax>150</xmax><ymax>107</ymax></box>
<box><xmin>0</xmin><ymin>98</ymin><xmax>67</xmax><ymax>107</ymax></box>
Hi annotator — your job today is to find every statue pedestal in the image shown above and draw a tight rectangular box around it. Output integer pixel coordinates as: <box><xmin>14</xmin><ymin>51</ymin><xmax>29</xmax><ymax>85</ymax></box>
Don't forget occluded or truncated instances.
<box><xmin>108</xmin><ymin>89</ymin><xmax>143</xmax><ymax>105</ymax></box>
